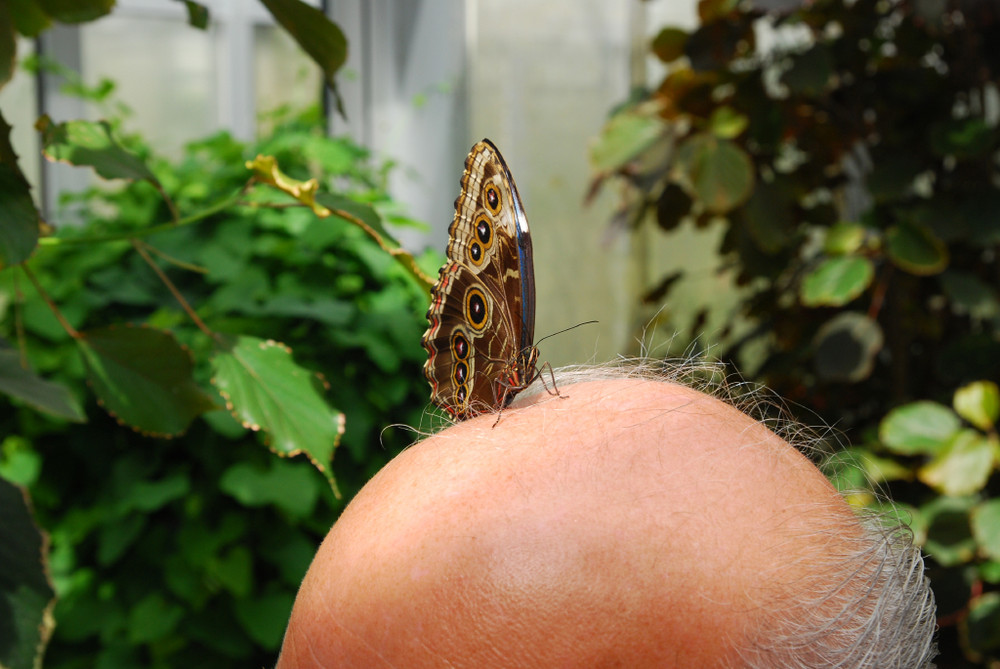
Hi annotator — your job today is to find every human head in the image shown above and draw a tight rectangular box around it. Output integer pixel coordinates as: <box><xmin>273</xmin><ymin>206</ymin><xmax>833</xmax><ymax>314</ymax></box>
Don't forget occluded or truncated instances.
<box><xmin>276</xmin><ymin>363</ymin><xmax>937</xmax><ymax>667</ymax></box>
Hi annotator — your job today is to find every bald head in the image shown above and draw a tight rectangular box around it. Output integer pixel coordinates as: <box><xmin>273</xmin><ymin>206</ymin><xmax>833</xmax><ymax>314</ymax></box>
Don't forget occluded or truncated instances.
<box><xmin>277</xmin><ymin>375</ymin><xmax>936</xmax><ymax>668</ymax></box>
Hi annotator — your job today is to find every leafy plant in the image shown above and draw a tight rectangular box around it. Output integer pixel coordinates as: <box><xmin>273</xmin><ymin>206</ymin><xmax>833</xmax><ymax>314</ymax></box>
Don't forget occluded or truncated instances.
<box><xmin>593</xmin><ymin>0</ymin><xmax>1000</xmax><ymax>662</ymax></box>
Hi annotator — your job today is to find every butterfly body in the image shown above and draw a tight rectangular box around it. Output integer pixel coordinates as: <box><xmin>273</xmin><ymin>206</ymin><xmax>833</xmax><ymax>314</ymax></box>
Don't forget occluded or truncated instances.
<box><xmin>422</xmin><ymin>139</ymin><xmax>539</xmax><ymax>419</ymax></box>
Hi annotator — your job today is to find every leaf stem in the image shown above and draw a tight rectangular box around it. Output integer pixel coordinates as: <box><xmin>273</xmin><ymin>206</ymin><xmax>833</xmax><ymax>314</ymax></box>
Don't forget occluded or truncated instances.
<box><xmin>20</xmin><ymin>265</ymin><xmax>80</xmax><ymax>339</ymax></box>
<box><xmin>132</xmin><ymin>239</ymin><xmax>215</xmax><ymax>338</ymax></box>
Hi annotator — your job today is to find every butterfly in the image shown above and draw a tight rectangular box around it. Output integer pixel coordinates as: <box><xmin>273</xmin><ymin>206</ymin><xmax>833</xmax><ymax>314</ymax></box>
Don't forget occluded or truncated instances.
<box><xmin>421</xmin><ymin>139</ymin><xmax>540</xmax><ymax>420</ymax></box>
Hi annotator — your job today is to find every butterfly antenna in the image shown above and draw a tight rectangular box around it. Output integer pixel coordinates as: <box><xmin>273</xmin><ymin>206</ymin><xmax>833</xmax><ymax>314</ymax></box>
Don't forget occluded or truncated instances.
<box><xmin>534</xmin><ymin>320</ymin><xmax>599</xmax><ymax>347</ymax></box>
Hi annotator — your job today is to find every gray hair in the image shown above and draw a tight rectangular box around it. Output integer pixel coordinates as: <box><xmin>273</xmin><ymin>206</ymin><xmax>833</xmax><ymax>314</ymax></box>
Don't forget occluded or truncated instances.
<box><xmin>514</xmin><ymin>358</ymin><xmax>939</xmax><ymax>669</ymax></box>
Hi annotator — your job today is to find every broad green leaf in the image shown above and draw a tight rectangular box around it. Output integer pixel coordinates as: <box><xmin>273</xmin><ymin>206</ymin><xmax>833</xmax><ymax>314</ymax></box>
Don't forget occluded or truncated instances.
<box><xmin>962</xmin><ymin>592</ymin><xmax>1000</xmax><ymax>658</ymax></box>
<box><xmin>127</xmin><ymin>593</ymin><xmax>183</xmax><ymax>644</ymax></box>
<box><xmin>708</xmin><ymin>106</ymin><xmax>748</xmax><ymax>139</ymax></box>
<box><xmin>208</xmin><ymin>546</ymin><xmax>252</xmax><ymax>597</ymax></box>
<box><xmin>219</xmin><ymin>459</ymin><xmax>320</xmax><ymax>518</ymax></box>
<box><xmin>36</xmin><ymin>0</ymin><xmax>114</xmax><ymax>23</ymax></box>
<box><xmin>972</xmin><ymin>499</ymin><xmax>1000</xmax><ymax>561</ymax></box>
<box><xmin>38</xmin><ymin>116</ymin><xmax>159</xmax><ymax>183</ymax></box>
<box><xmin>824</xmin><ymin>222</ymin><xmax>866</xmax><ymax>255</ymax></box>
<box><xmin>0</xmin><ymin>110</ymin><xmax>40</xmax><ymax>267</ymax></box>
<box><xmin>781</xmin><ymin>43</ymin><xmax>833</xmax><ymax>96</ymax></box>
<box><xmin>651</xmin><ymin>27</ymin><xmax>688</xmax><ymax>63</ymax></box>
<box><xmin>920</xmin><ymin>495</ymin><xmax>977</xmax><ymax>566</ymax></box>
<box><xmin>676</xmin><ymin>132</ymin><xmax>754</xmax><ymax>214</ymax></box>
<box><xmin>954</xmin><ymin>381</ymin><xmax>1000</xmax><ymax>431</ymax></box>
<box><xmin>233</xmin><ymin>590</ymin><xmax>295</xmax><ymax>649</ymax></box>
<box><xmin>9</xmin><ymin>0</ymin><xmax>51</xmax><ymax>37</ymax></box>
<box><xmin>259</xmin><ymin>0</ymin><xmax>347</xmax><ymax>116</ymax></box>
<box><xmin>918</xmin><ymin>429</ymin><xmax>995</xmax><ymax>496</ymax></box>
<box><xmin>0</xmin><ymin>478</ymin><xmax>56</xmax><ymax>669</ymax></box>
<box><xmin>590</xmin><ymin>108</ymin><xmax>666</xmax><ymax>172</ymax></box>
<box><xmin>77</xmin><ymin>325</ymin><xmax>217</xmax><ymax>437</ymax></box>
<box><xmin>211</xmin><ymin>335</ymin><xmax>343</xmax><ymax>497</ymax></box>
<box><xmin>981</xmin><ymin>560</ymin><xmax>1000</xmax><ymax>584</ymax></box>
<box><xmin>885</xmin><ymin>220</ymin><xmax>948</xmax><ymax>276</ymax></box>
<box><xmin>178</xmin><ymin>0</ymin><xmax>208</xmax><ymax>29</ymax></box>
<box><xmin>800</xmin><ymin>256</ymin><xmax>874</xmax><ymax>307</ymax></box>
<box><xmin>929</xmin><ymin>117</ymin><xmax>994</xmax><ymax>159</ymax></box>
<box><xmin>880</xmin><ymin>400</ymin><xmax>961</xmax><ymax>455</ymax></box>
<box><xmin>813</xmin><ymin>312</ymin><xmax>883</xmax><ymax>383</ymax></box>
<box><xmin>0</xmin><ymin>349</ymin><xmax>84</xmax><ymax>421</ymax></box>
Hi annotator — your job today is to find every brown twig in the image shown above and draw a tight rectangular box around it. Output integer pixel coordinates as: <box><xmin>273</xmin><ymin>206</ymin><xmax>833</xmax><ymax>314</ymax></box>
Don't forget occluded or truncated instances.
<box><xmin>20</xmin><ymin>264</ymin><xmax>80</xmax><ymax>339</ymax></box>
<box><xmin>132</xmin><ymin>239</ymin><xmax>215</xmax><ymax>338</ymax></box>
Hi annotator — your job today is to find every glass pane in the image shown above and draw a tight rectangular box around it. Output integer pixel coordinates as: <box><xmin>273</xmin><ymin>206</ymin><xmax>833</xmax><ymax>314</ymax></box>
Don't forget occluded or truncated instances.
<box><xmin>254</xmin><ymin>24</ymin><xmax>322</xmax><ymax>134</ymax></box>
<box><xmin>80</xmin><ymin>15</ymin><xmax>216</xmax><ymax>158</ymax></box>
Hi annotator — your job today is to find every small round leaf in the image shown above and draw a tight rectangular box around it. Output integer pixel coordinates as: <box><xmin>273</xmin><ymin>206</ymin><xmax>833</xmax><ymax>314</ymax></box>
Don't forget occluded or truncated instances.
<box><xmin>954</xmin><ymin>381</ymin><xmax>1000</xmax><ymax>432</ymax></box>
<box><xmin>800</xmin><ymin>256</ymin><xmax>874</xmax><ymax>307</ymax></box>
<box><xmin>813</xmin><ymin>312</ymin><xmax>883</xmax><ymax>383</ymax></box>
<box><xmin>918</xmin><ymin>429</ymin><xmax>995</xmax><ymax>496</ymax></box>
<box><xmin>676</xmin><ymin>133</ymin><xmax>754</xmax><ymax>214</ymax></box>
<box><xmin>823</xmin><ymin>222</ymin><xmax>866</xmax><ymax>255</ymax></box>
<box><xmin>886</xmin><ymin>221</ymin><xmax>949</xmax><ymax>276</ymax></box>
<box><xmin>880</xmin><ymin>400</ymin><xmax>961</xmax><ymax>455</ymax></box>
<box><xmin>651</xmin><ymin>27</ymin><xmax>688</xmax><ymax>63</ymax></box>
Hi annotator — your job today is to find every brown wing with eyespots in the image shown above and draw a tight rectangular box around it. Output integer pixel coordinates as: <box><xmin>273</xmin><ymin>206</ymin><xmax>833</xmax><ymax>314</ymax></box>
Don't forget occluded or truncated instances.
<box><xmin>422</xmin><ymin>140</ymin><xmax>534</xmax><ymax>419</ymax></box>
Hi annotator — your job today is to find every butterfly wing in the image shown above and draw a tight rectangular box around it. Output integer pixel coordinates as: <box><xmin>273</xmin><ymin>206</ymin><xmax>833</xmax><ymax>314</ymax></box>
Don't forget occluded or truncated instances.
<box><xmin>422</xmin><ymin>139</ymin><xmax>536</xmax><ymax>418</ymax></box>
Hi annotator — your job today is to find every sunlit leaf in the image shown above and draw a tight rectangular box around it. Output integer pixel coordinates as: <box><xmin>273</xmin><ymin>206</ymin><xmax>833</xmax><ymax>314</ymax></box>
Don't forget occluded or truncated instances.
<box><xmin>885</xmin><ymin>220</ymin><xmax>948</xmax><ymax>276</ymax></box>
<box><xmin>36</xmin><ymin>0</ymin><xmax>114</xmax><ymax>23</ymax></box>
<box><xmin>38</xmin><ymin>116</ymin><xmax>159</xmax><ymax>183</ymax></box>
<box><xmin>0</xmin><ymin>478</ymin><xmax>56</xmax><ymax>669</ymax></box>
<box><xmin>824</xmin><ymin>222</ymin><xmax>866</xmax><ymax>255</ymax></box>
<box><xmin>880</xmin><ymin>400</ymin><xmax>961</xmax><ymax>455</ymax></box>
<box><xmin>211</xmin><ymin>335</ymin><xmax>344</xmax><ymax>497</ymax></box>
<box><xmin>259</xmin><ymin>0</ymin><xmax>347</xmax><ymax>116</ymax></box>
<box><xmin>77</xmin><ymin>324</ymin><xmax>217</xmax><ymax>437</ymax></box>
<box><xmin>813</xmin><ymin>312</ymin><xmax>883</xmax><ymax>383</ymax></box>
<box><xmin>972</xmin><ymin>499</ymin><xmax>1000</xmax><ymax>562</ymax></box>
<box><xmin>918</xmin><ymin>429</ymin><xmax>995</xmax><ymax>496</ymax></box>
<box><xmin>954</xmin><ymin>381</ymin><xmax>1000</xmax><ymax>432</ymax></box>
<box><xmin>0</xmin><ymin>349</ymin><xmax>84</xmax><ymax>421</ymax></box>
<box><xmin>800</xmin><ymin>256</ymin><xmax>874</xmax><ymax>307</ymax></box>
<box><xmin>590</xmin><ymin>107</ymin><xmax>666</xmax><ymax>172</ymax></box>
<box><xmin>676</xmin><ymin>132</ymin><xmax>754</xmax><ymax>214</ymax></box>
<box><xmin>708</xmin><ymin>106</ymin><xmax>748</xmax><ymax>139</ymax></box>
<box><xmin>651</xmin><ymin>27</ymin><xmax>688</xmax><ymax>63</ymax></box>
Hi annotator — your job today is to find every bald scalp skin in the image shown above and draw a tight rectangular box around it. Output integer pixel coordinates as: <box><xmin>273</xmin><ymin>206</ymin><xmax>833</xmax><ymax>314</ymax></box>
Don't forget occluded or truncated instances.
<box><xmin>276</xmin><ymin>379</ymin><xmax>858</xmax><ymax>668</ymax></box>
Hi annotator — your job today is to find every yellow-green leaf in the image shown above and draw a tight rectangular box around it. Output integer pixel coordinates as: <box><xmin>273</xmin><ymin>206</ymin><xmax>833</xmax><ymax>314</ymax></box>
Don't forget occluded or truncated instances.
<box><xmin>918</xmin><ymin>429</ymin><xmax>996</xmax><ymax>496</ymax></box>
<box><xmin>954</xmin><ymin>381</ymin><xmax>1000</xmax><ymax>432</ymax></box>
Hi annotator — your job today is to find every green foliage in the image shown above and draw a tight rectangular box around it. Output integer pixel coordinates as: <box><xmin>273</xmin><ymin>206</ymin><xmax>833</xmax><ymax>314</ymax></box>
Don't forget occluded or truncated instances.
<box><xmin>595</xmin><ymin>0</ymin><xmax>1000</xmax><ymax>662</ymax></box>
<box><xmin>0</xmin><ymin>110</ymin><xmax>435</xmax><ymax>667</ymax></box>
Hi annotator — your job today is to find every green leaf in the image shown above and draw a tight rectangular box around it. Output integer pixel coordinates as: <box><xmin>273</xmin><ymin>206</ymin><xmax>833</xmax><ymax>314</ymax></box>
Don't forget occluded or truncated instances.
<box><xmin>590</xmin><ymin>108</ymin><xmax>666</xmax><ymax>172</ymax></box>
<box><xmin>233</xmin><ymin>590</ymin><xmax>295</xmax><ymax>650</ymax></box>
<box><xmin>0</xmin><ymin>349</ymin><xmax>85</xmax><ymax>422</ymax></box>
<box><xmin>0</xmin><ymin>3</ymin><xmax>14</xmax><ymax>88</ymax></box>
<box><xmin>9</xmin><ymin>0</ymin><xmax>51</xmax><ymax>37</ymax></box>
<box><xmin>211</xmin><ymin>336</ymin><xmax>344</xmax><ymax>497</ymax></box>
<box><xmin>676</xmin><ymin>132</ymin><xmax>754</xmax><ymax>214</ymax></box>
<box><xmin>954</xmin><ymin>381</ymin><xmax>1000</xmax><ymax>431</ymax></box>
<box><xmin>972</xmin><ymin>499</ymin><xmax>1000</xmax><ymax>561</ymax></box>
<box><xmin>178</xmin><ymin>0</ymin><xmax>208</xmax><ymax>29</ymax></box>
<box><xmin>0</xmin><ymin>478</ymin><xmax>56</xmax><ymax>669</ymax></box>
<box><xmin>127</xmin><ymin>593</ymin><xmax>183</xmax><ymax>644</ymax></box>
<box><xmin>800</xmin><ymin>256</ymin><xmax>874</xmax><ymax>307</ymax></box>
<box><xmin>707</xmin><ymin>106</ymin><xmax>748</xmax><ymax>139</ymax></box>
<box><xmin>315</xmin><ymin>191</ymin><xmax>399</xmax><ymax>247</ymax></box>
<box><xmin>208</xmin><ymin>545</ymin><xmax>252</xmax><ymax>597</ymax></box>
<box><xmin>651</xmin><ymin>27</ymin><xmax>688</xmax><ymax>63</ymax></box>
<box><xmin>36</xmin><ymin>0</ymin><xmax>115</xmax><ymax>23</ymax></box>
<box><xmin>880</xmin><ymin>400</ymin><xmax>961</xmax><ymax>455</ymax></box>
<box><xmin>886</xmin><ymin>220</ymin><xmax>948</xmax><ymax>276</ymax></box>
<box><xmin>929</xmin><ymin>117</ymin><xmax>994</xmax><ymax>159</ymax></box>
<box><xmin>962</xmin><ymin>592</ymin><xmax>1000</xmax><ymax>658</ymax></box>
<box><xmin>741</xmin><ymin>178</ymin><xmax>794</xmax><ymax>254</ymax></box>
<box><xmin>0</xmin><ymin>110</ymin><xmax>40</xmax><ymax>267</ymax></box>
<box><xmin>219</xmin><ymin>459</ymin><xmax>320</xmax><ymax>518</ymax></box>
<box><xmin>812</xmin><ymin>312</ymin><xmax>883</xmax><ymax>383</ymax></box>
<box><xmin>38</xmin><ymin>115</ymin><xmax>158</xmax><ymax>183</ymax></box>
<box><xmin>77</xmin><ymin>324</ymin><xmax>217</xmax><ymax>437</ymax></box>
<box><xmin>259</xmin><ymin>0</ymin><xmax>348</xmax><ymax>116</ymax></box>
<box><xmin>918</xmin><ymin>429</ymin><xmax>995</xmax><ymax>496</ymax></box>
<box><xmin>920</xmin><ymin>495</ymin><xmax>977</xmax><ymax>567</ymax></box>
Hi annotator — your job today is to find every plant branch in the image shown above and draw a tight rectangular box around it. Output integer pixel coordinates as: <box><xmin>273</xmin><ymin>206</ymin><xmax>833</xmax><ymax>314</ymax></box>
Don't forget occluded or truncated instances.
<box><xmin>20</xmin><ymin>264</ymin><xmax>80</xmax><ymax>339</ymax></box>
<box><xmin>132</xmin><ymin>239</ymin><xmax>215</xmax><ymax>337</ymax></box>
